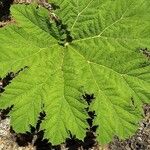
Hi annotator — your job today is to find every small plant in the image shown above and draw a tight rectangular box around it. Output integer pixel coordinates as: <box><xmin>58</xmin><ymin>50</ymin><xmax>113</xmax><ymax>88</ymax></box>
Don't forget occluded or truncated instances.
<box><xmin>0</xmin><ymin>0</ymin><xmax>150</xmax><ymax>146</ymax></box>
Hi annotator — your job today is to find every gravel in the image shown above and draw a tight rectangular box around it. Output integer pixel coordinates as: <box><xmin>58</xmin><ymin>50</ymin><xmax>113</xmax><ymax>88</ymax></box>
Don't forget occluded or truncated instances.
<box><xmin>0</xmin><ymin>117</ymin><xmax>35</xmax><ymax>150</ymax></box>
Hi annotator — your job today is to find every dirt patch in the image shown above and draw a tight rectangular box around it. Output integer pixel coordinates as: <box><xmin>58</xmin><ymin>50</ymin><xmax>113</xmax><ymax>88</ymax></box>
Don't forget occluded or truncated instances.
<box><xmin>0</xmin><ymin>18</ymin><xmax>16</xmax><ymax>28</ymax></box>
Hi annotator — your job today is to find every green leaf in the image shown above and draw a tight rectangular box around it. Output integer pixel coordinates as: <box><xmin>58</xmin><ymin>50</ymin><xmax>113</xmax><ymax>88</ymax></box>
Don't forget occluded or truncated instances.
<box><xmin>0</xmin><ymin>0</ymin><xmax>150</xmax><ymax>145</ymax></box>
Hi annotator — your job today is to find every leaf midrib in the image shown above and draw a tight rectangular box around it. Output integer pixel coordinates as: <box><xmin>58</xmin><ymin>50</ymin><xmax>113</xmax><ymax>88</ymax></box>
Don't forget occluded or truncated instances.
<box><xmin>71</xmin><ymin>1</ymin><xmax>145</xmax><ymax>43</ymax></box>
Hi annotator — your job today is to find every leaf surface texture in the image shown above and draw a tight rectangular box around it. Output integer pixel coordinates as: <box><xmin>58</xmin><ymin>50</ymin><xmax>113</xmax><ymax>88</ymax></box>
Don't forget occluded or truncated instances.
<box><xmin>0</xmin><ymin>0</ymin><xmax>150</xmax><ymax>144</ymax></box>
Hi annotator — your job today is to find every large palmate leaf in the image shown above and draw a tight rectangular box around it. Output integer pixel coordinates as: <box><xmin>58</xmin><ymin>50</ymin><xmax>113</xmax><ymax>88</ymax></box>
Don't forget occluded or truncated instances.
<box><xmin>0</xmin><ymin>0</ymin><xmax>150</xmax><ymax>145</ymax></box>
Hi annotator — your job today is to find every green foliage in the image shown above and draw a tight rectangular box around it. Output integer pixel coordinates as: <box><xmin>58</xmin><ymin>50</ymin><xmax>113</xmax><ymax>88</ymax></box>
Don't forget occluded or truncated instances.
<box><xmin>0</xmin><ymin>0</ymin><xmax>150</xmax><ymax>145</ymax></box>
